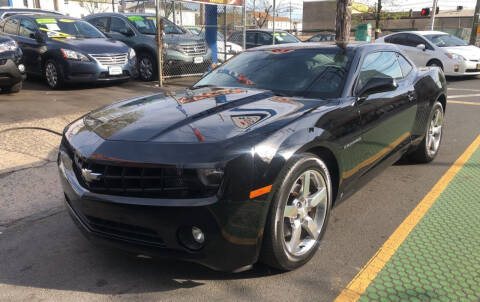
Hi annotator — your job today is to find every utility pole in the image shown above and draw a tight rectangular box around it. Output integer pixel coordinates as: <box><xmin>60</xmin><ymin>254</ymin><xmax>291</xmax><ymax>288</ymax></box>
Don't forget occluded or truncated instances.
<box><xmin>375</xmin><ymin>0</ymin><xmax>381</xmax><ymax>39</ymax></box>
<box><xmin>272</xmin><ymin>0</ymin><xmax>276</xmax><ymax>44</ymax></box>
<box><xmin>335</xmin><ymin>0</ymin><xmax>351</xmax><ymax>48</ymax></box>
<box><xmin>112</xmin><ymin>0</ymin><xmax>115</xmax><ymax>12</ymax></box>
<box><xmin>470</xmin><ymin>0</ymin><xmax>480</xmax><ymax>45</ymax></box>
<box><xmin>156</xmin><ymin>0</ymin><xmax>164</xmax><ymax>87</ymax></box>
<box><xmin>430</xmin><ymin>0</ymin><xmax>439</xmax><ymax>30</ymax></box>
<box><xmin>289</xmin><ymin>0</ymin><xmax>292</xmax><ymax>32</ymax></box>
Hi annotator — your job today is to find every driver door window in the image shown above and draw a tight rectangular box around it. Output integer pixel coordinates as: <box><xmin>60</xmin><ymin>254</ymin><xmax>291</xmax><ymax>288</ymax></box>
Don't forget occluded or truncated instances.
<box><xmin>258</xmin><ymin>32</ymin><xmax>273</xmax><ymax>45</ymax></box>
<box><xmin>19</xmin><ymin>18</ymin><xmax>36</xmax><ymax>39</ymax></box>
<box><xmin>357</xmin><ymin>51</ymin><xmax>403</xmax><ymax>93</ymax></box>
<box><xmin>89</xmin><ymin>17</ymin><xmax>108</xmax><ymax>33</ymax></box>
<box><xmin>110</xmin><ymin>17</ymin><xmax>127</xmax><ymax>34</ymax></box>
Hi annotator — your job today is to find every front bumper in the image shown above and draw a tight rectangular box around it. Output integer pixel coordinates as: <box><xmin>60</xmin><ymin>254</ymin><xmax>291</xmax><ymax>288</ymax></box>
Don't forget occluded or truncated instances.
<box><xmin>0</xmin><ymin>57</ymin><xmax>26</xmax><ymax>86</ymax></box>
<box><xmin>165</xmin><ymin>48</ymin><xmax>212</xmax><ymax>66</ymax></box>
<box><xmin>57</xmin><ymin>141</ymin><xmax>266</xmax><ymax>271</ymax></box>
<box><xmin>61</xmin><ymin>58</ymin><xmax>137</xmax><ymax>83</ymax></box>
<box><xmin>444</xmin><ymin>59</ymin><xmax>480</xmax><ymax>76</ymax></box>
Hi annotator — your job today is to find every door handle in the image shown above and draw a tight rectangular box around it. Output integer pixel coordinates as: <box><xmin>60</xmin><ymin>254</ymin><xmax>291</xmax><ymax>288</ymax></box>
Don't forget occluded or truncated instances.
<box><xmin>407</xmin><ymin>92</ymin><xmax>416</xmax><ymax>102</ymax></box>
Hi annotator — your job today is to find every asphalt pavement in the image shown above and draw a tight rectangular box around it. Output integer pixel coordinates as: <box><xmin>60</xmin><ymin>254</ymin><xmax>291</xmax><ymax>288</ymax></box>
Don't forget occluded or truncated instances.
<box><xmin>0</xmin><ymin>76</ymin><xmax>479</xmax><ymax>301</ymax></box>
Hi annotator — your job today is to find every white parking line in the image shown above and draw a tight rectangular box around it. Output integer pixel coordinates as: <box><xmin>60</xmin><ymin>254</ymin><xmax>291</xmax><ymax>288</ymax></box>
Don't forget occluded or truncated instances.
<box><xmin>448</xmin><ymin>88</ymin><xmax>480</xmax><ymax>92</ymax></box>
<box><xmin>448</xmin><ymin>94</ymin><xmax>480</xmax><ymax>99</ymax></box>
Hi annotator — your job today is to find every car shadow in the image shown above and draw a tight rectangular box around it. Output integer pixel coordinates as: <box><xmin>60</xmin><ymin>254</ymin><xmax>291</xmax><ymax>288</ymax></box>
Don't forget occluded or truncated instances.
<box><xmin>446</xmin><ymin>75</ymin><xmax>479</xmax><ymax>82</ymax></box>
<box><xmin>0</xmin><ymin>210</ymin><xmax>281</xmax><ymax>296</ymax></box>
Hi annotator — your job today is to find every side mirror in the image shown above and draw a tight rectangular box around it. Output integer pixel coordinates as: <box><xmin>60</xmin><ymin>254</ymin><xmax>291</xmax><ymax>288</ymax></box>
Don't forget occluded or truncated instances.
<box><xmin>416</xmin><ymin>43</ymin><xmax>426</xmax><ymax>51</ymax></box>
<box><xmin>120</xmin><ymin>28</ymin><xmax>134</xmax><ymax>37</ymax></box>
<box><xmin>357</xmin><ymin>76</ymin><xmax>398</xmax><ymax>99</ymax></box>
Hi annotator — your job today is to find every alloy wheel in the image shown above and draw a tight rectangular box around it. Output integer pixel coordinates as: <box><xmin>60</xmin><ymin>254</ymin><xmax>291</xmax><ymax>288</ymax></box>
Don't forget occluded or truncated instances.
<box><xmin>426</xmin><ymin>107</ymin><xmax>443</xmax><ymax>157</ymax></box>
<box><xmin>283</xmin><ymin>169</ymin><xmax>328</xmax><ymax>257</ymax></box>
<box><xmin>139</xmin><ymin>57</ymin><xmax>153</xmax><ymax>80</ymax></box>
<box><xmin>45</xmin><ymin>62</ymin><xmax>58</xmax><ymax>88</ymax></box>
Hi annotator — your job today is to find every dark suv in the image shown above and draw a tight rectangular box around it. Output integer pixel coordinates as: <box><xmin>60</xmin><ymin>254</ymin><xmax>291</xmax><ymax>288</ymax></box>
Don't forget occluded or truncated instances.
<box><xmin>0</xmin><ymin>14</ymin><xmax>137</xmax><ymax>89</ymax></box>
<box><xmin>0</xmin><ymin>34</ymin><xmax>26</xmax><ymax>93</ymax></box>
<box><xmin>85</xmin><ymin>13</ymin><xmax>212</xmax><ymax>81</ymax></box>
<box><xmin>228</xmin><ymin>29</ymin><xmax>300</xmax><ymax>49</ymax></box>
<box><xmin>0</xmin><ymin>7</ymin><xmax>62</xmax><ymax>21</ymax></box>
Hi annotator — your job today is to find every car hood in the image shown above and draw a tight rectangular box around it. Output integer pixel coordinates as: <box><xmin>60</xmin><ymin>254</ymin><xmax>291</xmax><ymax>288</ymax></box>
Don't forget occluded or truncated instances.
<box><xmin>51</xmin><ymin>38</ymin><xmax>129</xmax><ymax>54</ymax></box>
<box><xmin>164</xmin><ymin>33</ymin><xmax>205</xmax><ymax>45</ymax></box>
<box><xmin>443</xmin><ymin>45</ymin><xmax>480</xmax><ymax>61</ymax></box>
<box><xmin>84</xmin><ymin>88</ymin><xmax>328</xmax><ymax>143</ymax></box>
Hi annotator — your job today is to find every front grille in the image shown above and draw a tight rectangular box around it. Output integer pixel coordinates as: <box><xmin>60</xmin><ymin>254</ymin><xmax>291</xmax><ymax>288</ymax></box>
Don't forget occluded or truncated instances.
<box><xmin>63</xmin><ymin>139</ymin><xmax>217</xmax><ymax>199</ymax></box>
<box><xmin>466</xmin><ymin>68</ymin><xmax>480</xmax><ymax>72</ymax></box>
<box><xmin>179</xmin><ymin>43</ymin><xmax>207</xmax><ymax>56</ymax></box>
<box><xmin>84</xmin><ymin>215</ymin><xmax>165</xmax><ymax>247</ymax></box>
<box><xmin>90</xmin><ymin>53</ymin><xmax>128</xmax><ymax>66</ymax></box>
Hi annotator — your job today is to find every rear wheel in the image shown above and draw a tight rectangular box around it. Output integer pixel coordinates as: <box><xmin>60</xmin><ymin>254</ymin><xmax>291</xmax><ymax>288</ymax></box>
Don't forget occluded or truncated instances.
<box><xmin>44</xmin><ymin>60</ymin><xmax>63</xmax><ymax>89</ymax></box>
<box><xmin>261</xmin><ymin>153</ymin><xmax>332</xmax><ymax>271</ymax></box>
<box><xmin>409</xmin><ymin>101</ymin><xmax>444</xmax><ymax>163</ymax></box>
<box><xmin>138</xmin><ymin>52</ymin><xmax>156</xmax><ymax>81</ymax></box>
<box><xmin>427</xmin><ymin>59</ymin><xmax>443</xmax><ymax>70</ymax></box>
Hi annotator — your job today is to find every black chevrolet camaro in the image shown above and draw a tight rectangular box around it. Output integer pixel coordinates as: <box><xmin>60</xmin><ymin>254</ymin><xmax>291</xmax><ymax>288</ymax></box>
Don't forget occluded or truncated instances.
<box><xmin>58</xmin><ymin>43</ymin><xmax>447</xmax><ymax>272</ymax></box>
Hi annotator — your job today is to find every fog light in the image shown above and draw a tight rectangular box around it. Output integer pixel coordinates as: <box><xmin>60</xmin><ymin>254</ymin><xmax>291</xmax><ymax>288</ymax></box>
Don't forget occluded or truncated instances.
<box><xmin>454</xmin><ymin>64</ymin><xmax>460</xmax><ymax>72</ymax></box>
<box><xmin>18</xmin><ymin>64</ymin><xmax>25</xmax><ymax>73</ymax></box>
<box><xmin>192</xmin><ymin>226</ymin><xmax>205</xmax><ymax>243</ymax></box>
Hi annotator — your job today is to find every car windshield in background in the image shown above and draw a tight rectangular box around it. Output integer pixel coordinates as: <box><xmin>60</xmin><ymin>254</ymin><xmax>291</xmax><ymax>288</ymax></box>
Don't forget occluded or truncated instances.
<box><xmin>274</xmin><ymin>32</ymin><xmax>300</xmax><ymax>44</ymax></box>
<box><xmin>36</xmin><ymin>18</ymin><xmax>104</xmax><ymax>38</ymax></box>
<box><xmin>126</xmin><ymin>15</ymin><xmax>185</xmax><ymax>35</ymax></box>
<box><xmin>424</xmin><ymin>34</ymin><xmax>468</xmax><ymax>47</ymax></box>
<box><xmin>194</xmin><ymin>47</ymin><xmax>353</xmax><ymax>98</ymax></box>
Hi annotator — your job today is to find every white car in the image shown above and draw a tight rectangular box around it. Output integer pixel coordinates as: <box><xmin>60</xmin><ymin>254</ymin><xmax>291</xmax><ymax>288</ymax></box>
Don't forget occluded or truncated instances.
<box><xmin>376</xmin><ymin>31</ymin><xmax>480</xmax><ymax>76</ymax></box>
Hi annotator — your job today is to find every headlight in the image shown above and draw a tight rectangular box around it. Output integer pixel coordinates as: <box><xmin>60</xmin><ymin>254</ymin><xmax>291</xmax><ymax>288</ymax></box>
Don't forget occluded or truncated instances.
<box><xmin>197</xmin><ymin>168</ymin><xmax>224</xmax><ymax>187</ymax></box>
<box><xmin>129</xmin><ymin>48</ymin><xmax>136</xmax><ymax>59</ymax></box>
<box><xmin>446</xmin><ymin>53</ymin><xmax>465</xmax><ymax>61</ymax></box>
<box><xmin>164</xmin><ymin>42</ymin><xmax>183</xmax><ymax>53</ymax></box>
<box><xmin>0</xmin><ymin>40</ymin><xmax>18</xmax><ymax>53</ymax></box>
<box><xmin>60</xmin><ymin>48</ymin><xmax>90</xmax><ymax>62</ymax></box>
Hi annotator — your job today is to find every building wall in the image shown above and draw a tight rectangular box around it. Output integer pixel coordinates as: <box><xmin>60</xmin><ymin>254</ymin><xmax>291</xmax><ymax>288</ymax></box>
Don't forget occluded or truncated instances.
<box><xmin>9</xmin><ymin>0</ymin><xmax>118</xmax><ymax>18</ymax></box>
<box><xmin>302</xmin><ymin>0</ymin><xmax>336</xmax><ymax>31</ymax></box>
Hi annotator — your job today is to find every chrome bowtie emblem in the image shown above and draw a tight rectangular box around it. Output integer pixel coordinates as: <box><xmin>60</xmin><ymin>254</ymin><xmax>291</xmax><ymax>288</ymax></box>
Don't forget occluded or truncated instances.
<box><xmin>81</xmin><ymin>168</ymin><xmax>102</xmax><ymax>182</ymax></box>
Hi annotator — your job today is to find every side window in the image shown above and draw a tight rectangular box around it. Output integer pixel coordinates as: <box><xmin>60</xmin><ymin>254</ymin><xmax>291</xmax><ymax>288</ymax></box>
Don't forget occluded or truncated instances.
<box><xmin>110</xmin><ymin>17</ymin><xmax>127</xmax><ymax>34</ymax></box>
<box><xmin>89</xmin><ymin>17</ymin><xmax>108</xmax><ymax>32</ymax></box>
<box><xmin>258</xmin><ymin>32</ymin><xmax>272</xmax><ymax>45</ymax></box>
<box><xmin>246</xmin><ymin>32</ymin><xmax>256</xmax><ymax>44</ymax></box>
<box><xmin>4</xmin><ymin>18</ymin><xmax>19</xmax><ymax>35</ymax></box>
<box><xmin>19</xmin><ymin>18</ymin><xmax>36</xmax><ymax>39</ymax></box>
<box><xmin>397</xmin><ymin>54</ymin><xmax>413</xmax><ymax>77</ymax></box>
<box><xmin>406</xmin><ymin>34</ymin><xmax>427</xmax><ymax>48</ymax></box>
<box><xmin>390</xmin><ymin>33</ymin><xmax>409</xmax><ymax>46</ymax></box>
<box><xmin>358</xmin><ymin>51</ymin><xmax>403</xmax><ymax>92</ymax></box>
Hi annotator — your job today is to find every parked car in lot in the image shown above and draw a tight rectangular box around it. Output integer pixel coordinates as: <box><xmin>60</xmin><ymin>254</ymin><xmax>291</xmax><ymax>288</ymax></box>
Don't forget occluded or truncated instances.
<box><xmin>0</xmin><ymin>34</ymin><xmax>26</xmax><ymax>93</ymax></box>
<box><xmin>58</xmin><ymin>42</ymin><xmax>447</xmax><ymax>272</ymax></box>
<box><xmin>228</xmin><ymin>29</ymin><xmax>300</xmax><ymax>49</ymax></box>
<box><xmin>85</xmin><ymin>13</ymin><xmax>212</xmax><ymax>81</ymax></box>
<box><xmin>377</xmin><ymin>31</ymin><xmax>480</xmax><ymax>76</ymax></box>
<box><xmin>0</xmin><ymin>7</ymin><xmax>62</xmax><ymax>21</ymax></box>
<box><xmin>304</xmin><ymin>32</ymin><xmax>336</xmax><ymax>42</ymax></box>
<box><xmin>187</xmin><ymin>29</ymin><xmax>242</xmax><ymax>62</ymax></box>
<box><xmin>0</xmin><ymin>14</ymin><xmax>137</xmax><ymax>89</ymax></box>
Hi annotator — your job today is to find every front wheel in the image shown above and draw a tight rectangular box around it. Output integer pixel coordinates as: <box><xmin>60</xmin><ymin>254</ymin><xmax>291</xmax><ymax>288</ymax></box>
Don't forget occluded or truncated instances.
<box><xmin>261</xmin><ymin>153</ymin><xmax>332</xmax><ymax>271</ymax></box>
<box><xmin>44</xmin><ymin>60</ymin><xmax>63</xmax><ymax>89</ymax></box>
<box><xmin>137</xmin><ymin>53</ymin><xmax>157</xmax><ymax>81</ymax></box>
<box><xmin>409</xmin><ymin>101</ymin><xmax>444</xmax><ymax>163</ymax></box>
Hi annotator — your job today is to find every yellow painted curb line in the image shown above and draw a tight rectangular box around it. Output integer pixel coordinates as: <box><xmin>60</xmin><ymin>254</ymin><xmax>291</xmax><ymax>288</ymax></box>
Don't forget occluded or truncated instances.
<box><xmin>335</xmin><ymin>134</ymin><xmax>480</xmax><ymax>302</ymax></box>
<box><xmin>448</xmin><ymin>100</ymin><xmax>480</xmax><ymax>106</ymax></box>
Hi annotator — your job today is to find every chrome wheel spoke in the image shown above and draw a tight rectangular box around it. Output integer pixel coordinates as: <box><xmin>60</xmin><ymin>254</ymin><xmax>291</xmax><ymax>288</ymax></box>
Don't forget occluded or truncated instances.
<box><xmin>301</xmin><ymin>171</ymin><xmax>310</xmax><ymax>198</ymax></box>
<box><xmin>432</xmin><ymin>125</ymin><xmax>441</xmax><ymax>136</ymax></box>
<box><xmin>286</xmin><ymin>220</ymin><xmax>302</xmax><ymax>253</ymax></box>
<box><xmin>284</xmin><ymin>204</ymin><xmax>299</xmax><ymax>218</ymax></box>
<box><xmin>308</xmin><ymin>187</ymin><xmax>327</xmax><ymax>209</ymax></box>
<box><xmin>302</xmin><ymin>216</ymin><xmax>319</xmax><ymax>239</ymax></box>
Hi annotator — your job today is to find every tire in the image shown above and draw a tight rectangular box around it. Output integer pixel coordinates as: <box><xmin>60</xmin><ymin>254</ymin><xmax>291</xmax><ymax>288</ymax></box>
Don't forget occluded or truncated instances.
<box><xmin>137</xmin><ymin>52</ymin><xmax>157</xmax><ymax>81</ymax></box>
<box><xmin>409</xmin><ymin>101</ymin><xmax>444</xmax><ymax>163</ymax></box>
<box><xmin>2</xmin><ymin>81</ymin><xmax>22</xmax><ymax>93</ymax></box>
<box><xmin>261</xmin><ymin>153</ymin><xmax>332</xmax><ymax>271</ymax></box>
<box><xmin>427</xmin><ymin>59</ymin><xmax>443</xmax><ymax>70</ymax></box>
<box><xmin>44</xmin><ymin>59</ymin><xmax>63</xmax><ymax>89</ymax></box>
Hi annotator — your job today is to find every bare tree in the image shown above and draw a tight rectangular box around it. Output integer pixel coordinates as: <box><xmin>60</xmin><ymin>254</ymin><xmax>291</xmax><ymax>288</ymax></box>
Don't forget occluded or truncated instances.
<box><xmin>79</xmin><ymin>0</ymin><xmax>109</xmax><ymax>14</ymax></box>
<box><xmin>247</xmin><ymin>0</ymin><xmax>288</xmax><ymax>28</ymax></box>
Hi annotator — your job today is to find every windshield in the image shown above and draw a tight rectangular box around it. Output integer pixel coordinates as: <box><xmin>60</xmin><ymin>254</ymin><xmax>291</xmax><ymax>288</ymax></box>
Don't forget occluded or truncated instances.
<box><xmin>424</xmin><ymin>34</ymin><xmax>468</xmax><ymax>47</ymax></box>
<box><xmin>274</xmin><ymin>32</ymin><xmax>300</xmax><ymax>44</ymax></box>
<box><xmin>36</xmin><ymin>18</ymin><xmax>104</xmax><ymax>39</ymax></box>
<box><xmin>127</xmin><ymin>15</ymin><xmax>185</xmax><ymax>35</ymax></box>
<box><xmin>194</xmin><ymin>47</ymin><xmax>353</xmax><ymax>98</ymax></box>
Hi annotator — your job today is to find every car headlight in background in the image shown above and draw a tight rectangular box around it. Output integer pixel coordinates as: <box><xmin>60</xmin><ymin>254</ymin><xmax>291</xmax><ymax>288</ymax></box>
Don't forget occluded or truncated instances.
<box><xmin>164</xmin><ymin>43</ymin><xmax>184</xmax><ymax>53</ymax></box>
<box><xmin>446</xmin><ymin>53</ymin><xmax>465</xmax><ymax>61</ymax></box>
<box><xmin>60</xmin><ymin>48</ymin><xmax>90</xmax><ymax>62</ymax></box>
<box><xmin>129</xmin><ymin>48</ymin><xmax>136</xmax><ymax>59</ymax></box>
<box><xmin>0</xmin><ymin>40</ymin><xmax>18</xmax><ymax>53</ymax></box>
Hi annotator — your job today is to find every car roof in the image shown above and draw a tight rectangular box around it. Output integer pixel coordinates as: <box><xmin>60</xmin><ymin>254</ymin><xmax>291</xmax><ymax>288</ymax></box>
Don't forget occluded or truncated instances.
<box><xmin>21</xmin><ymin>14</ymin><xmax>76</xmax><ymax>20</ymax></box>
<box><xmin>388</xmin><ymin>30</ymin><xmax>447</xmax><ymax>37</ymax></box>
<box><xmin>248</xmin><ymin>41</ymin><xmax>398</xmax><ymax>52</ymax></box>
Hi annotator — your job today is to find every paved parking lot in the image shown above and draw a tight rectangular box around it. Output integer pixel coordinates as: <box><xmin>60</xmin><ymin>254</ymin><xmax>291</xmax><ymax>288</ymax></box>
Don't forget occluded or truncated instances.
<box><xmin>1</xmin><ymin>76</ymin><xmax>479</xmax><ymax>301</ymax></box>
